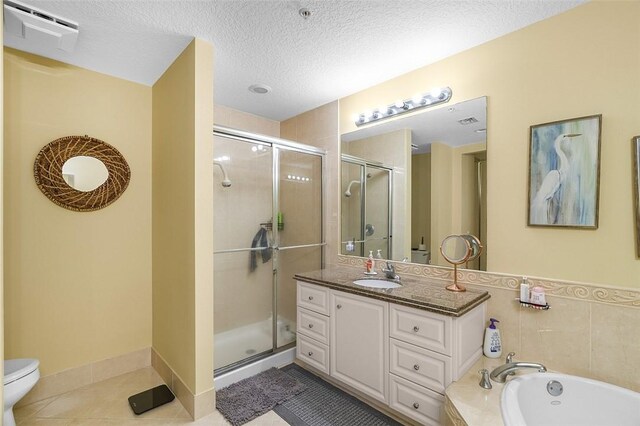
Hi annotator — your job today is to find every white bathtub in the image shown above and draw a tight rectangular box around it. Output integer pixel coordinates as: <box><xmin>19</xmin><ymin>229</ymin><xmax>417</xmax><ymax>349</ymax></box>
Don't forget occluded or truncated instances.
<box><xmin>501</xmin><ymin>372</ymin><xmax>640</xmax><ymax>426</ymax></box>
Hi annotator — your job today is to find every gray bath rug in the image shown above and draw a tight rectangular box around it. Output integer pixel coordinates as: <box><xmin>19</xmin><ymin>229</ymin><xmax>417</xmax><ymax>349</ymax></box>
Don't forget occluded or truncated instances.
<box><xmin>273</xmin><ymin>364</ymin><xmax>402</xmax><ymax>426</ymax></box>
<box><xmin>216</xmin><ymin>367</ymin><xmax>306</xmax><ymax>426</ymax></box>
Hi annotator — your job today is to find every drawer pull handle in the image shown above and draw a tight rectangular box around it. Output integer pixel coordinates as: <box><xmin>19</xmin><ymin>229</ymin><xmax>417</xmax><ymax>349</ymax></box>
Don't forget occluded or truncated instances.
<box><xmin>413</xmin><ymin>326</ymin><xmax>420</xmax><ymax>332</ymax></box>
<box><xmin>414</xmin><ymin>364</ymin><xmax>420</xmax><ymax>371</ymax></box>
<box><xmin>413</xmin><ymin>402</ymin><xmax>420</xmax><ymax>409</ymax></box>
<box><xmin>308</xmin><ymin>324</ymin><xmax>314</xmax><ymax>329</ymax></box>
<box><xmin>308</xmin><ymin>351</ymin><xmax>313</xmax><ymax>357</ymax></box>
<box><xmin>337</xmin><ymin>304</ymin><xmax>342</xmax><ymax>309</ymax></box>
<box><xmin>308</xmin><ymin>296</ymin><xmax>314</xmax><ymax>301</ymax></box>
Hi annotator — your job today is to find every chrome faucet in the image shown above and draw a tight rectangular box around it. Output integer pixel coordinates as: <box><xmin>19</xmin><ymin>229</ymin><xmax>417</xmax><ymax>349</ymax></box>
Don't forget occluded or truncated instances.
<box><xmin>382</xmin><ymin>262</ymin><xmax>400</xmax><ymax>281</ymax></box>
<box><xmin>490</xmin><ymin>361</ymin><xmax>547</xmax><ymax>383</ymax></box>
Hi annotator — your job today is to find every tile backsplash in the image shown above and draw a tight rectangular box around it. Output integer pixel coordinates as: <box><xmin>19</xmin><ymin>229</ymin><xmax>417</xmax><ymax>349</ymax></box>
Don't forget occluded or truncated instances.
<box><xmin>337</xmin><ymin>255</ymin><xmax>640</xmax><ymax>392</ymax></box>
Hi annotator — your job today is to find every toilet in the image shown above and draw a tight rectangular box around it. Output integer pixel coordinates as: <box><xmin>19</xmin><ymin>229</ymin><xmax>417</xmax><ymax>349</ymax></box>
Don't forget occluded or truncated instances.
<box><xmin>3</xmin><ymin>359</ymin><xmax>40</xmax><ymax>426</ymax></box>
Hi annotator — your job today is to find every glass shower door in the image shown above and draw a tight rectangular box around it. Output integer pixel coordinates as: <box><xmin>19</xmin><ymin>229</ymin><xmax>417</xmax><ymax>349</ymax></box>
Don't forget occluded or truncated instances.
<box><xmin>363</xmin><ymin>166</ymin><xmax>391</xmax><ymax>258</ymax></box>
<box><xmin>274</xmin><ymin>147</ymin><xmax>324</xmax><ymax>349</ymax></box>
<box><xmin>341</xmin><ymin>161</ymin><xmax>364</xmax><ymax>256</ymax></box>
<box><xmin>213</xmin><ymin>135</ymin><xmax>274</xmax><ymax>372</ymax></box>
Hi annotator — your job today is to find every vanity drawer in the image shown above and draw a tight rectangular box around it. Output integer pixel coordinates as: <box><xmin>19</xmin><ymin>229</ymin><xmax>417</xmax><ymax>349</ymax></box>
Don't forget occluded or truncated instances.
<box><xmin>389</xmin><ymin>373</ymin><xmax>444</xmax><ymax>426</ymax></box>
<box><xmin>297</xmin><ymin>281</ymin><xmax>330</xmax><ymax>315</ymax></box>
<box><xmin>390</xmin><ymin>303</ymin><xmax>452</xmax><ymax>356</ymax></box>
<box><xmin>297</xmin><ymin>307</ymin><xmax>329</xmax><ymax>345</ymax></box>
<box><xmin>389</xmin><ymin>338</ymin><xmax>451</xmax><ymax>393</ymax></box>
<box><xmin>297</xmin><ymin>334</ymin><xmax>329</xmax><ymax>374</ymax></box>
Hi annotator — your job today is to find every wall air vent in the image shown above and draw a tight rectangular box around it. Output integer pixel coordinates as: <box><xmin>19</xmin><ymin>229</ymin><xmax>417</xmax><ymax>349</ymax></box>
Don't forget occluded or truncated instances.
<box><xmin>457</xmin><ymin>117</ymin><xmax>479</xmax><ymax>125</ymax></box>
<box><xmin>4</xmin><ymin>0</ymin><xmax>79</xmax><ymax>52</ymax></box>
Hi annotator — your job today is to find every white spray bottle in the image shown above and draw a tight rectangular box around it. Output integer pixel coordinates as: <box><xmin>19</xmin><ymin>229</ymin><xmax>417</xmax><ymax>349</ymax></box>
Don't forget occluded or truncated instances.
<box><xmin>483</xmin><ymin>318</ymin><xmax>502</xmax><ymax>358</ymax></box>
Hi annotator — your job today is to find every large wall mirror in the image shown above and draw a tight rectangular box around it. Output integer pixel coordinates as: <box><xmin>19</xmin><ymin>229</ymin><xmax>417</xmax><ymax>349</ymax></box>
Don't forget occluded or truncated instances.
<box><xmin>340</xmin><ymin>96</ymin><xmax>487</xmax><ymax>270</ymax></box>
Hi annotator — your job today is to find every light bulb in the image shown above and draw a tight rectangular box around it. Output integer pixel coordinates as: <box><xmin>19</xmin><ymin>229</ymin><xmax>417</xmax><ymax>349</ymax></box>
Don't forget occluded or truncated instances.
<box><xmin>430</xmin><ymin>87</ymin><xmax>442</xmax><ymax>98</ymax></box>
<box><xmin>352</xmin><ymin>113</ymin><xmax>360</xmax><ymax>122</ymax></box>
<box><xmin>412</xmin><ymin>94</ymin><xmax>424</xmax><ymax>105</ymax></box>
<box><xmin>379</xmin><ymin>105</ymin><xmax>388</xmax><ymax>115</ymax></box>
<box><xmin>394</xmin><ymin>100</ymin><xmax>405</xmax><ymax>109</ymax></box>
<box><xmin>251</xmin><ymin>146</ymin><xmax>258</xmax><ymax>152</ymax></box>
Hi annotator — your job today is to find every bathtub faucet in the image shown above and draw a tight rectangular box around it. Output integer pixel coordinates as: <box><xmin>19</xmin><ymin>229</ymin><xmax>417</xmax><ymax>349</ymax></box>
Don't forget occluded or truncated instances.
<box><xmin>490</xmin><ymin>361</ymin><xmax>547</xmax><ymax>383</ymax></box>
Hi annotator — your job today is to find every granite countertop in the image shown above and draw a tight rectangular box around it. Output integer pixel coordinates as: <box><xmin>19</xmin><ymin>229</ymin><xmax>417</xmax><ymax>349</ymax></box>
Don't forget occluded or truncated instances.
<box><xmin>294</xmin><ymin>265</ymin><xmax>490</xmax><ymax>317</ymax></box>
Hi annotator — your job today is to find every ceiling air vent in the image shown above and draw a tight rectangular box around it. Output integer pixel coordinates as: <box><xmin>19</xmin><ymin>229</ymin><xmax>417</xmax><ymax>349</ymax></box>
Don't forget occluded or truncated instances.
<box><xmin>4</xmin><ymin>0</ymin><xmax>79</xmax><ymax>52</ymax></box>
<box><xmin>457</xmin><ymin>117</ymin><xmax>479</xmax><ymax>125</ymax></box>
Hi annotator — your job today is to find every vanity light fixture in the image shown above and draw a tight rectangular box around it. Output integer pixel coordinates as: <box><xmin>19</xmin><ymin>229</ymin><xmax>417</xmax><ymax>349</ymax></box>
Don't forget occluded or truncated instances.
<box><xmin>354</xmin><ymin>87</ymin><xmax>452</xmax><ymax>126</ymax></box>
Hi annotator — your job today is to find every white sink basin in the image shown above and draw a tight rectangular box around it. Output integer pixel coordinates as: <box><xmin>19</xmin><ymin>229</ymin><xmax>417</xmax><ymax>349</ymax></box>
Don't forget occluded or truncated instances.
<box><xmin>501</xmin><ymin>372</ymin><xmax>640</xmax><ymax>426</ymax></box>
<box><xmin>353</xmin><ymin>279</ymin><xmax>401</xmax><ymax>289</ymax></box>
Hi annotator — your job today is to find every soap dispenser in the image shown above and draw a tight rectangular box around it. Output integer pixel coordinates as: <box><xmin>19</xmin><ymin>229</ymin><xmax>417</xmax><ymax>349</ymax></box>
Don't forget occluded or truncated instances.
<box><xmin>483</xmin><ymin>318</ymin><xmax>502</xmax><ymax>358</ymax></box>
<box><xmin>366</xmin><ymin>251</ymin><xmax>375</xmax><ymax>273</ymax></box>
<box><xmin>375</xmin><ymin>249</ymin><xmax>383</xmax><ymax>271</ymax></box>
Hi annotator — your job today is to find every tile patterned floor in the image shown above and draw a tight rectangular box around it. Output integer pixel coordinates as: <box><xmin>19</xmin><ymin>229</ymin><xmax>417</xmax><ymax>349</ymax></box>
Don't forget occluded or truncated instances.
<box><xmin>14</xmin><ymin>367</ymin><xmax>288</xmax><ymax>425</ymax></box>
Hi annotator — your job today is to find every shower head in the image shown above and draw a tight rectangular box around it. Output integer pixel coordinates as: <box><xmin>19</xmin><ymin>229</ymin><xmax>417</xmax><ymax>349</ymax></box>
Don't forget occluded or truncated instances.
<box><xmin>214</xmin><ymin>161</ymin><xmax>232</xmax><ymax>188</ymax></box>
<box><xmin>344</xmin><ymin>180</ymin><xmax>360</xmax><ymax>197</ymax></box>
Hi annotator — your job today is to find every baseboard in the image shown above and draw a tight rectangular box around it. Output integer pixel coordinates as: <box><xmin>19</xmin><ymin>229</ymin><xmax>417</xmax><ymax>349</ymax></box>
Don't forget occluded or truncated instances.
<box><xmin>151</xmin><ymin>348</ymin><xmax>215</xmax><ymax>420</ymax></box>
<box><xmin>18</xmin><ymin>347</ymin><xmax>151</xmax><ymax>407</ymax></box>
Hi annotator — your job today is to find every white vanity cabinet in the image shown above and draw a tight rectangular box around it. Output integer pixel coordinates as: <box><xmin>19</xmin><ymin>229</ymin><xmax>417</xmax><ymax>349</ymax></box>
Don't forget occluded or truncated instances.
<box><xmin>296</xmin><ymin>282</ymin><xmax>331</xmax><ymax>373</ymax></box>
<box><xmin>387</xmin><ymin>303</ymin><xmax>485</xmax><ymax>425</ymax></box>
<box><xmin>330</xmin><ymin>290</ymin><xmax>388</xmax><ymax>404</ymax></box>
<box><xmin>296</xmin><ymin>280</ymin><xmax>487</xmax><ymax>425</ymax></box>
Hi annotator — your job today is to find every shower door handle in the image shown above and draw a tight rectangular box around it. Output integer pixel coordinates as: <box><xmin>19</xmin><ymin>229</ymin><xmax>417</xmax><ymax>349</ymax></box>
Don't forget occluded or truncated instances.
<box><xmin>275</xmin><ymin>242</ymin><xmax>327</xmax><ymax>251</ymax></box>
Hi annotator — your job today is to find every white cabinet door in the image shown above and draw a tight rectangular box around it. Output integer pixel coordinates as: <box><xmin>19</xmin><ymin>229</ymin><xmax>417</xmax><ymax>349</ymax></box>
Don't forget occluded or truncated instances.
<box><xmin>330</xmin><ymin>291</ymin><xmax>388</xmax><ymax>404</ymax></box>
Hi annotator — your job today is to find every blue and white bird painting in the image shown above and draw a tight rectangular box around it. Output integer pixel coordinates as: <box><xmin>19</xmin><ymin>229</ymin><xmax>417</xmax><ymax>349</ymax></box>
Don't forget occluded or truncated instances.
<box><xmin>529</xmin><ymin>116</ymin><xmax>601</xmax><ymax>227</ymax></box>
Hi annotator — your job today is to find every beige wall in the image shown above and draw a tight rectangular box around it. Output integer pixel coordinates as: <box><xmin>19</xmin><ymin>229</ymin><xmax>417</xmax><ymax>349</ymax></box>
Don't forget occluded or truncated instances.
<box><xmin>412</xmin><ymin>153</ymin><xmax>431</xmax><ymax>251</ymax></box>
<box><xmin>430</xmin><ymin>143</ymin><xmax>453</xmax><ymax>266</ymax></box>
<box><xmin>3</xmin><ymin>48</ymin><xmax>152</xmax><ymax>376</ymax></box>
<box><xmin>1</xmin><ymin>28</ymin><xmax>4</xmax><ymax>406</ymax></box>
<box><xmin>152</xmin><ymin>39</ymin><xmax>214</xmax><ymax>397</ymax></box>
<box><xmin>339</xmin><ymin>2</ymin><xmax>640</xmax><ymax>288</ymax></box>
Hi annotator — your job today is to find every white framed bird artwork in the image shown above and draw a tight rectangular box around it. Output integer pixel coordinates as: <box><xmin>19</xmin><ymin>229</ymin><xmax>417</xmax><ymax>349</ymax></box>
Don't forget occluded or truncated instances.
<box><xmin>527</xmin><ymin>115</ymin><xmax>602</xmax><ymax>228</ymax></box>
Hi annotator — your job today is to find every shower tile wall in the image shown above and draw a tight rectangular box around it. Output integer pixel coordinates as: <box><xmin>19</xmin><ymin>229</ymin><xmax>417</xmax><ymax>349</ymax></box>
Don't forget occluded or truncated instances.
<box><xmin>213</xmin><ymin>106</ymin><xmax>280</xmax><ymax>336</ymax></box>
<box><xmin>213</xmin><ymin>140</ymin><xmax>273</xmax><ymax>335</ymax></box>
<box><xmin>281</xmin><ymin>101</ymin><xmax>340</xmax><ymax>264</ymax></box>
<box><xmin>215</xmin><ymin>104</ymin><xmax>280</xmax><ymax>137</ymax></box>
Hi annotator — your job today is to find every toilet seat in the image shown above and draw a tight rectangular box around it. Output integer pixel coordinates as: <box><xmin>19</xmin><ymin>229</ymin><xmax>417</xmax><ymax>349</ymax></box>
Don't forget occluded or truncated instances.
<box><xmin>3</xmin><ymin>359</ymin><xmax>39</xmax><ymax>386</ymax></box>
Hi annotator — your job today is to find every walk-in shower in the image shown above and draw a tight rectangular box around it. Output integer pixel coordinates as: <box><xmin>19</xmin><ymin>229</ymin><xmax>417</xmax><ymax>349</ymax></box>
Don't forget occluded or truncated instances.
<box><xmin>212</xmin><ymin>126</ymin><xmax>325</xmax><ymax>383</ymax></box>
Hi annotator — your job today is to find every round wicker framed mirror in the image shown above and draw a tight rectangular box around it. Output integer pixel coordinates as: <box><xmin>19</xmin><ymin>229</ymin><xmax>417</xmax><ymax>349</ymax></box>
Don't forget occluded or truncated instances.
<box><xmin>34</xmin><ymin>135</ymin><xmax>130</xmax><ymax>212</ymax></box>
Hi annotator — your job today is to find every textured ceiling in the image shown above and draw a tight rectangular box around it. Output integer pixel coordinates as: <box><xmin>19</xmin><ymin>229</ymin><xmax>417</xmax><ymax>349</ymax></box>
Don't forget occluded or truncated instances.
<box><xmin>4</xmin><ymin>1</ymin><xmax>583</xmax><ymax>121</ymax></box>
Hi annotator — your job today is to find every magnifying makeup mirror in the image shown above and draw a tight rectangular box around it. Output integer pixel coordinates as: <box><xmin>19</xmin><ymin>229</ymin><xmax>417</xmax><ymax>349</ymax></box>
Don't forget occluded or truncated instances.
<box><xmin>440</xmin><ymin>234</ymin><xmax>483</xmax><ymax>292</ymax></box>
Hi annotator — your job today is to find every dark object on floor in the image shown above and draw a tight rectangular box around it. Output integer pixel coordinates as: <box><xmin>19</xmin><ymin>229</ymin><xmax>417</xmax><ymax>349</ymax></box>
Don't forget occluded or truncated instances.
<box><xmin>274</xmin><ymin>364</ymin><xmax>402</xmax><ymax>426</ymax></box>
<box><xmin>128</xmin><ymin>384</ymin><xmax>175</xmax><ymax>415</ymax></box>
<box><xmin>216</xmin><ymin>367</ymin><xmax>306</xmax><ymax>426</ymax></box>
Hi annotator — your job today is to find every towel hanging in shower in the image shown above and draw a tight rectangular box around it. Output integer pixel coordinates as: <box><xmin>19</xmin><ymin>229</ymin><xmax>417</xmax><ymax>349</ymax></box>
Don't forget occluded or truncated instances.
<box><xmin>249</xmin><ymin>227</ymin><xmax>272</xmax><ymax>272</ymax></box>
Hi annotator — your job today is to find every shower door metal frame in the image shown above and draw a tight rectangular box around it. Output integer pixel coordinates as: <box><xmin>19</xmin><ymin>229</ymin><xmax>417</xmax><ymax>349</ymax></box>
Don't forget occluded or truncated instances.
<box><xmin>341</xmin><ymin>154</ymin><xmax>393</xmax><ymax>258</ymax></box>
<box><xmin>213</xmin><ymin>125</ymin><xmax>326</xmax><ymax>376</ymax></box>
